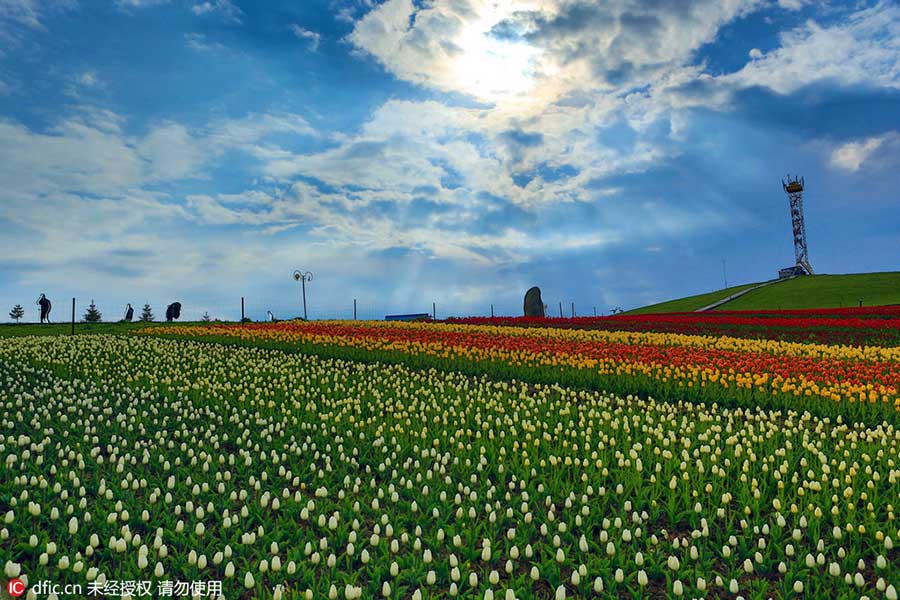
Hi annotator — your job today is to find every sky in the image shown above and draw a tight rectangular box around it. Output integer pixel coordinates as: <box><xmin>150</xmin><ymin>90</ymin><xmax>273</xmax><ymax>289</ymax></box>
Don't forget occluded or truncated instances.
<box><xmin>0</xmin><ymin>0</ymin><xmax>898</xmax><ymax>321</ymax></box>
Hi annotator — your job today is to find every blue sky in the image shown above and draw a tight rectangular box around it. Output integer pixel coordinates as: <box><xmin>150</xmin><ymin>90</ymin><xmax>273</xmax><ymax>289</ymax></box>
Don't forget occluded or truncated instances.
<box><xmin>1</xmin><ymin>0</ymin><xmax>898</xmax><ymax>321</ymax></box>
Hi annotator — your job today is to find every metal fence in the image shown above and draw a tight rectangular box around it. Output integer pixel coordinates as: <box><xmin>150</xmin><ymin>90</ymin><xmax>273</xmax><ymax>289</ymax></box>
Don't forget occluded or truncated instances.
<box><xmin>1</xmin><ymin>296</ymin><xmax>613</xmax><ymax>325</ymax></box>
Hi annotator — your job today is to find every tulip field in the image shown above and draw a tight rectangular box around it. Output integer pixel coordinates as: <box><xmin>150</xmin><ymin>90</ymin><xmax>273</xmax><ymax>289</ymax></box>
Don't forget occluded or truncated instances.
<box><xmin>142</xmin><ymin>319</ymin><xmax>900</xmax><ymax>422</ymax></box>
<box><xmin>447</xmin><ymin>307</ymin><xmax>900</xmax><ymax>346</ymax></box>
<box><xmin>1</xmin><ymin>318</ymin><xmax>900</xmax><ymax>599</ymax></box>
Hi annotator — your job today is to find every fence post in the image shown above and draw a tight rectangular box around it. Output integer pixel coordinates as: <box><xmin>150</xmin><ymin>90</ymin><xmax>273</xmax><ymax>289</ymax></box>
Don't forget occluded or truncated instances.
<box><xmin>241</xmin><ymin>297</ymin><xmax>245</xmax><ymax>324</ymax></box>
<box><xmin>558</xmin><ymin>302</ymin><xmax>562</xmax><ymax>318</ymax></box>
<box><xmin>353</xmin><ymin>299</ymin><xmax>357</xmax><ymax>320</ymax></box>
<box><xmin>71</xmin><ymin>298</ymin><xmax>75</xmax><ymax>336</ymax></box>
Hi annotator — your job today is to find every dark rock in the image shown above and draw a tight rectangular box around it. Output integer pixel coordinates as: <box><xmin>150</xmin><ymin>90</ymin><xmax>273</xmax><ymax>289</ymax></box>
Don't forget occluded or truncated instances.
<box><xmin>524</xmin><ymin>287</ymin><xmax>545</xmax><ymax>317</ymax></box>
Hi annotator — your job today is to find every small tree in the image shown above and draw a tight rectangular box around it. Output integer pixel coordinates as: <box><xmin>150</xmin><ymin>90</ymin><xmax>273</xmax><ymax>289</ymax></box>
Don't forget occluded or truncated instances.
<box><xmin>201</xmin><ymin>312</ymin><xmax>212</xmax><ymax>322</ymax></box>
<box><xmin>9</xmin><ymin>304</ymin><xmax>24</xmax><ymax>324</ymax></box>
<box><xmin>140</xmin><ymin>303</ymin><xmax>154</xmax><ymax>322</ymax></box>
<box><xmin>83</xmin><ymin>299</ymin><xmax>102</xmax><ymax>323</ymax></box>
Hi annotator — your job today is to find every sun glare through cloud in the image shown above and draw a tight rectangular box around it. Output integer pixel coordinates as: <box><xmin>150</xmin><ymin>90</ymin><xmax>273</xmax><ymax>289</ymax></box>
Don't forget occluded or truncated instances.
<box><xmin>452</xmin><ymin>19</ymin><xmax>542</xmax><ymax>102</ymax></box>
<box><xmin>2</xmin><ymin>2</ymin><xmax>900</xmax><ymax>599</ymax></box>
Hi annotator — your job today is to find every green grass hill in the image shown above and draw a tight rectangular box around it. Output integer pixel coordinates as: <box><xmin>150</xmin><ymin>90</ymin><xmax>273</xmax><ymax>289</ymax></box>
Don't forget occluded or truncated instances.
<box><xmin>626</xmin><ymin>272</ymin><xmax>900</xmax><ymax>314</ymax></box>
<box><xmin>625</xmin><ymin>282</ymin><xmax>763</xmax><ymax>315</ymax></box>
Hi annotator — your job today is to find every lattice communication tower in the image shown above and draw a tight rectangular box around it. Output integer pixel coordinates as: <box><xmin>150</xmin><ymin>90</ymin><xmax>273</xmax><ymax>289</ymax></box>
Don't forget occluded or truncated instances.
<box><xmin>782</xmin><ymin>175</ymin><xmax>813</xmax><ymax>276</ymax></box>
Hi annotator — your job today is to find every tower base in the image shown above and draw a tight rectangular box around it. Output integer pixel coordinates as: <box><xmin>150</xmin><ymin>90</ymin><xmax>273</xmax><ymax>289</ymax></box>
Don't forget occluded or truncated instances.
<box><xmin>778</xmin><ymin>265</ymin><xmax>811</xmax><ymax>279</ymax></box>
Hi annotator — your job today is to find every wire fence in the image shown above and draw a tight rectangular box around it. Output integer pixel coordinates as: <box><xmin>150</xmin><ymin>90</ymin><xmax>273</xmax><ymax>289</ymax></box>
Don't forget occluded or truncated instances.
<box><xmin>1</xmin><ymin>296</ymin><xmax>615</xmax><ymax>325</ymax></box>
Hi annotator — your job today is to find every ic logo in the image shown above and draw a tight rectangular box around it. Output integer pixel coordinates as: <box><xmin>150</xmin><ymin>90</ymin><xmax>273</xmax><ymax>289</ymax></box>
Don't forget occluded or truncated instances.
<box><xmin>6</xmin><ymin>578</ymin><xmax>26</xmax><ymax>597</ymax></box>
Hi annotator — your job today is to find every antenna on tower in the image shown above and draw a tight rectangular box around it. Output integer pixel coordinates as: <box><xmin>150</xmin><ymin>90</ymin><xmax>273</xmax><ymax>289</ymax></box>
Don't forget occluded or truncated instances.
<box><xmin>780</xmin><ymin>174</ymin><xmax>814</xmax><ymax>277</ymax></box>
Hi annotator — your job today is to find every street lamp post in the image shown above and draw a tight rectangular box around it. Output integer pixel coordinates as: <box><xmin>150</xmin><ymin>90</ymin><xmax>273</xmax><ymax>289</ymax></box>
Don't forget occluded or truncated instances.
<box><xmin>292</xmin><ymin>270</ymin><xmax>313</xmax><ymax>320</ymax></box>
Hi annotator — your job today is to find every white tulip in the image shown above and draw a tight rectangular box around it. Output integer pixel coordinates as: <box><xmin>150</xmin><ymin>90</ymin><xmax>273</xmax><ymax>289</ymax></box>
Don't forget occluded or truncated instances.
<box><xmin>4</xmin><ymin>561</ymin><xmax>21</xmax><ymax>578</ymax></box>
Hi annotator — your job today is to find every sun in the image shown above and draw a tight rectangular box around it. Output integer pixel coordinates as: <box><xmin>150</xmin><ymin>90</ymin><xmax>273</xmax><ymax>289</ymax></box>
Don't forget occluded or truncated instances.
<box><xmin>451</xmin><ymin>24</ymin><xmax>541</xmax><ymax>102</ymax></box>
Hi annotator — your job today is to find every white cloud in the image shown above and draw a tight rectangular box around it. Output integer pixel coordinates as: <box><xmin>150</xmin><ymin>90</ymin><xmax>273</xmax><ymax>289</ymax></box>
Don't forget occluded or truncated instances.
<box><xmin>65</xmin><ymin>70</ymin><xmax>105</xmax><ymax>97</ymax></box>
<box><xmin>73</xmin><ymin>106</ymin><xmax>127</xmax><ymax>134</ymax></box>
<box><xmin>0</xmin><ymin>107</ymin><xmax>333</xmax><ymax>300</ymax></box>
<box><xmin>117</xmin><ymin>0</ymin><xmax>169</xmax><ymax>7</ymax></box>
<box><xmin>830</xmin><ymin>132</ymin><xmax>898</xmax><ymax>172</ymax></box>
<box><xmin>182</xmin><ymin>170</ymin><xmax>727</xmax><ymax>269</ymax></box>
<box><xmin>184</xmin><ymin>32</ymin><xmax>227</xmax><ymax>53</ymax></box>
<box><xmin>725</xmin><ymin>2</ymin><xmax>900</xmax><ymax>94</ymax></box>
<box><xmin>138</xmin><ymin>123</ymin><xmax>208</xmax><ymax>181</ymax></box>
<box><xmin>0</xmin><ymin>118</ymin><xmax>146</xmax><ymax>195</ymax></box>
<box><xmin>1</xmin><ymin>0</ymin><xmax>44</xmax><ymax>29</ymax></box>
<box><xmin>210</xmin><ymin>112</ymin><xmax>317</xmax><ymax>145</ymax></box>
<box><xmin>0</xmin><ymin>0</ymin><xmax>76</xmax><ymax>50</ymax></box>
<box><xmin>191</xmin><ymin>0</ymin><xmax>242</xmax><ymax>23</ymax></box>
<box><xmin>331</xmin><ymin>0</ymin><xmax>377</xmax><ymax>24</ymax></box>
<box><xmin>264</xmin><ymin>93</ymin><xmax>665</xmax><ymax>212</ymax></box>
<box><xmin>180</xmin><ymin>0</ymin><xmax>887</xmax><ymax>271</ymax></box>
<box><xmin>78</xmin><ymin>71</ymin><xmax>100</xmax><ymax>87</ymax></box>
<box><xmin>348</xmin><ymin>0</ymin><xmax>543</xmax><ymax>103</ymax></box>
<box><xmin>0</xmin><ymin>108</ymin><xmax>319</xmax><ymax>199</ymax></box>
<box><xmin>345</xmin><ymin>0</ymin><xmax>899</xmax><ymax>127</ymax></box>
<box><xmin>327</xmin><ymin>0</ymin><xmax>771</xmax><ymax>217</ymax></box>
<box><xmin>348</xmin><ymin>0</ymin><xmax>766</xmax><ymax>108</ymax></box>
<box><xmin>290</xmin><ymin>24</ymin><xmax>321</xmax><ymax>51</ymax></box>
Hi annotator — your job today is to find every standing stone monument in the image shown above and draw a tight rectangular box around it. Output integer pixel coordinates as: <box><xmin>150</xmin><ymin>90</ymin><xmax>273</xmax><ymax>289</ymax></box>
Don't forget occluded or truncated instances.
<box><xmin>523</xmin><ymin>287</ymin><xmax>545</xmax><ymax>317</ymax></box>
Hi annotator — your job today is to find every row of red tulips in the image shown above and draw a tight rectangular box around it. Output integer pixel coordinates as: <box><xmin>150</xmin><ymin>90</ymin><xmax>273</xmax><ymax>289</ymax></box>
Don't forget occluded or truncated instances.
<box><xmin>445</xmin><ymin>307</ymin><xmax>900</xmax><ymax>346</ymax></box>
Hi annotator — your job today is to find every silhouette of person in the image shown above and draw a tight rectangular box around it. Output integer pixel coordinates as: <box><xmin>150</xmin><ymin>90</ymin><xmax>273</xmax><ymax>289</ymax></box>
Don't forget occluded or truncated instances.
<box><xmin>123</xmin><ymin>303</ymin><xmax>134</xmax><ymax>322</ymax></box>
<box><xmin>37</xmin><ymin>293</ymin><xmax>52</xmax><ymax>323</ymax></box>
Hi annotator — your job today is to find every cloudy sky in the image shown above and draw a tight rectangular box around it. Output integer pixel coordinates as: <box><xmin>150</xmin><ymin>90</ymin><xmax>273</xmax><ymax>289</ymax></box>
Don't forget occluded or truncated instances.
<box><xmin>1</xmin><ymin>0</ymin><xmax>898</xmax><ymax>320</ymax></box>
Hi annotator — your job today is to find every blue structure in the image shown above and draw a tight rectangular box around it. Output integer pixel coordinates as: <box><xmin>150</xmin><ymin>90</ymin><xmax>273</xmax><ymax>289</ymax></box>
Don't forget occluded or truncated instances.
<box><xmin>385</xmin><ymin>313</ymin><xmax>431</xmax><ymax>321</ymax></box>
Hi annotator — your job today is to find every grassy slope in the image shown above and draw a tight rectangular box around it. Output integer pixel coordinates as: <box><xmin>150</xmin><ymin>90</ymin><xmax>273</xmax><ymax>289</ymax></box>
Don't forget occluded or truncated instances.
<box><xmin>624</xmin><ymin>282</ymin><xmax>762</xmax><ymax>314</ymax></box>
<box><xmin>626</xmin><ymin>272</ymin><xmax>900</xmax><ymax>314</ymax></box>
<box><xmin>718</xmin><ymin>272</ymin><xmax>900</xmax><ymax>311</ymax></box>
